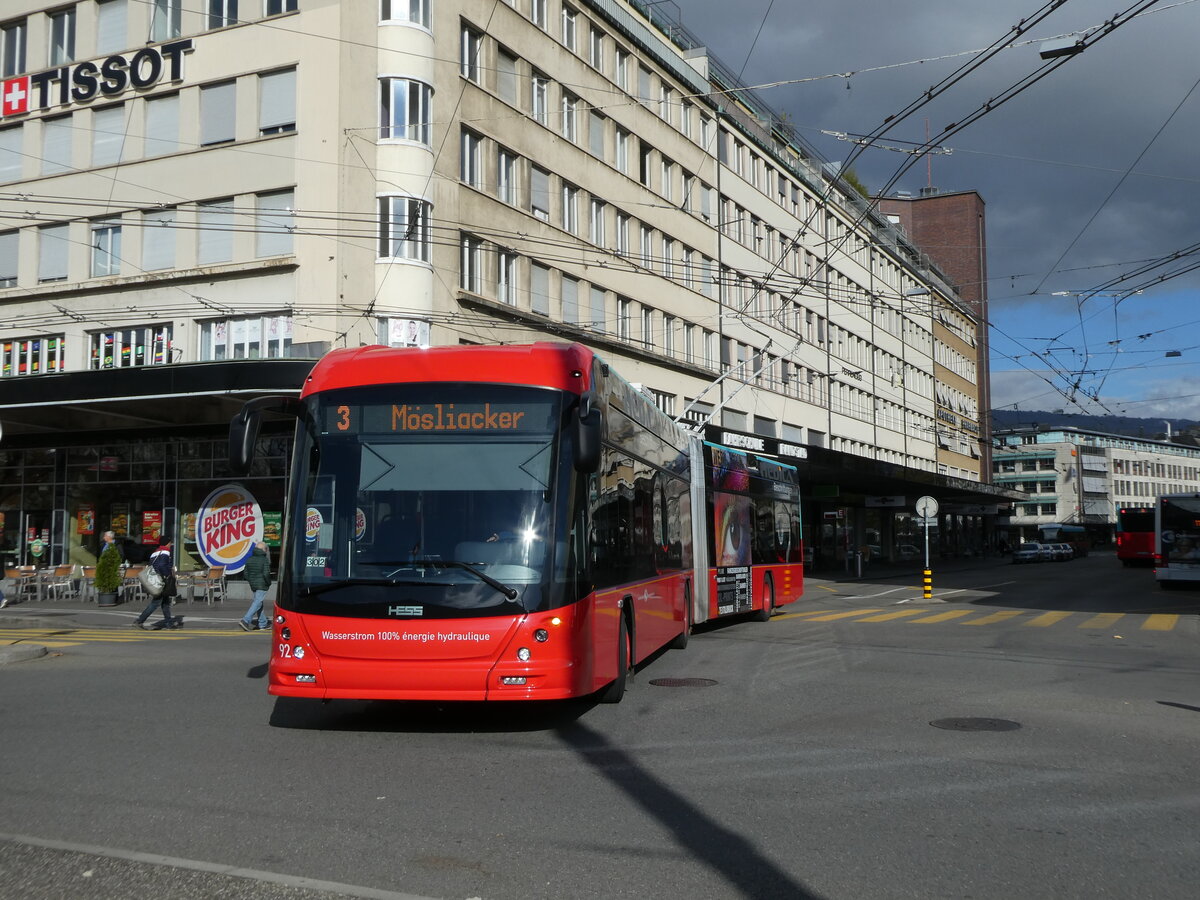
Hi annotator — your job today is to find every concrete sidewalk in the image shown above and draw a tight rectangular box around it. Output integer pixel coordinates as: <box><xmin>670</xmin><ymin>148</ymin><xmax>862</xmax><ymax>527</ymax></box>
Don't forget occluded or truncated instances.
<box><xmin>0</xmin><ymin>584</ymin><xmax>264</xmax><ymax>665</ymax></box>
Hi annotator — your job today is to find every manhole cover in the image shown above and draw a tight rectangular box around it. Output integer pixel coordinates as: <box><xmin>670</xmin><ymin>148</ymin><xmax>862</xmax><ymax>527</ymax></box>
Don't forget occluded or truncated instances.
<box><xmin>648</xmin><ymin>677</ymin><xmax>718</xmax><ymax>688</ymax></box>
<box><xmin>930</xmin><ymin>717</ymin><xmax>1021</xmax><ymax>732</ymax></box>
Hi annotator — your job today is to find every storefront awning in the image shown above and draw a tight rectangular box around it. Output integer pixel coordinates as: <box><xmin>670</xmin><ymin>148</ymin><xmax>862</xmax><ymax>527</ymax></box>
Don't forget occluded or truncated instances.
<box><xmin>0</xmin><ymin>359</ymin><xmax>316</xmax><ymax>439</ymax></box>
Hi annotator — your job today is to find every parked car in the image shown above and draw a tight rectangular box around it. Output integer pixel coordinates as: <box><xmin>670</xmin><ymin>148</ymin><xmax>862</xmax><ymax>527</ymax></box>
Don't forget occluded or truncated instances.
<box><xmin>1012</xmin><ymin>542</ymin><xmax>1044</xmax><ymax>564</ymax></box>
<box><xmin>1050</xmin><ymin>542</ymin><xmax>1074</xmax><ymax>561</ymax></box>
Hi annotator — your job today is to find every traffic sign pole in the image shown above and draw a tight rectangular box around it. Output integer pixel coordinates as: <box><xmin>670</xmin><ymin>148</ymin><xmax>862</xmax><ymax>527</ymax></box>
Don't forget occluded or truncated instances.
<box><xmin>915</xmin><ymin>496</ymin><xmax>939</xmax><ymax>600</ymax></box>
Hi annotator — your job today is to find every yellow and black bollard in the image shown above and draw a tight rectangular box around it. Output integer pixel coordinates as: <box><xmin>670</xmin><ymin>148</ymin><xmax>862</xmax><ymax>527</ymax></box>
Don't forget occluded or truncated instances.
<box><xmin>923</xmin><ymin>569</ymin><xmax>933</xmax><ymax>601</ymax></box>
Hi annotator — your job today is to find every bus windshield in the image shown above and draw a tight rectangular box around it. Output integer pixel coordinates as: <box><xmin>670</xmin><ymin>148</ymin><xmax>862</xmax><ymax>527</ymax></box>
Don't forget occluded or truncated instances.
<box><xmin>287</xmin><ymin>384</ymin><xmax>567</xmax><ymax>618</ymax></box>
<box><xmin>1160</xmin><ymin>496</ymin><xmax>1200</xmax><ymax>565</ymax></box>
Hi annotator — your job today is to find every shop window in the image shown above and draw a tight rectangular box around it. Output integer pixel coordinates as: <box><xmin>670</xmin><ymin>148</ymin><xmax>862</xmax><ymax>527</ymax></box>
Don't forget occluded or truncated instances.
<box><xmin>199</xmin><ymin>315</ymin><xmax>291</xmax><ymax>360</ymax></box>
<box><xmin>2</xmin><ymin>335</ymin><xmax>66</xmax><ymax>376</ymax></box>
<box><xmin>90</xmin><ymin>326</ymin><xmax>172</xmax><ymax>369</ymax></box>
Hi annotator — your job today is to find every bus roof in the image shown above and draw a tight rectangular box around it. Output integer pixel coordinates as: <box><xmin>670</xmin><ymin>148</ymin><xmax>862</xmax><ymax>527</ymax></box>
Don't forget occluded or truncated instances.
<box><xmin>301</xmin><ymin>342</ymin><xmax>598</xmax><ymax>396</ymax></box>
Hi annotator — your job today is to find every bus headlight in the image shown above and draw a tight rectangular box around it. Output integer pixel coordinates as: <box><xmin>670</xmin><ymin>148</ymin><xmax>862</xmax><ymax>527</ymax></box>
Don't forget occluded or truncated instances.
<box><xmin>517</xmin><ymin>647</ymin><xmax>531</xmax><ymax>661</ymax></box>
<box><xmin>534</xmin><ymin>629</ymin><xmax>549</xmax><ymax>642</ymax></box>
<box><xmin>293</xmin><ymin>646</ymin><xmax>306</xmax><ymax>659</ymax></box>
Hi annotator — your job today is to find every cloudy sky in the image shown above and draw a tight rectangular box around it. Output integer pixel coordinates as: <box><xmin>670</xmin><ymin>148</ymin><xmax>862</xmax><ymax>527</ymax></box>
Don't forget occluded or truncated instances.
<box><xmin>669</xmin><ymin>0</ymin><xmax>1200</xmax><ymax>421</ymax></box>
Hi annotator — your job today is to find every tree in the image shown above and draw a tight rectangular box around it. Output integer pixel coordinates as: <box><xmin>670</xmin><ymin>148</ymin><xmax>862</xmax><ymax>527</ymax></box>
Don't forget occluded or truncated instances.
<box><xmin>94</xmin><ymin>544</ymin><xmax>123</xmax><ymax>595</ymax></box>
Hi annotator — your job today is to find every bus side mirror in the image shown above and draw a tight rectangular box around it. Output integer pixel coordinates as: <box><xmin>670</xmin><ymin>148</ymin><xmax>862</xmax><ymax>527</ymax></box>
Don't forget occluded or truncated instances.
<box><xmin>574</xmin><ymin>393</ymin><xmax>601</xmax><ymax>473</ymax></box>
<box><xmin>229</xmin><ymin>396</ymin><xmax>303</xmax><ymax>475</ymax></box>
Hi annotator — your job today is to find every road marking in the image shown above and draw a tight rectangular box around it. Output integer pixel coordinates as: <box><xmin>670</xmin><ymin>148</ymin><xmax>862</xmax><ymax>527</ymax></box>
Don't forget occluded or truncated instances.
<box><xmin>856</xmin><ymin>609</ymin><xmax>927</xmax><ymax>622</ymax></box>
<box><xmin>961</xmin><ymin>610</ymin><xmax>1025</xmax><ymax>626</ymax></box>
<box><xmin>804</xmin><ymin>609</ymin><xmax>884</xmax><ymax>622</ymax></box>
<box><xmin>1142</xmin><ymin>614</ymin><xmax>1179</xmax><ymax>631</ymax></box>
<box><xmin>1079</xmin><ymin>612</ymin><xmax>1125</xmax><ymax>629</ymax></box>
<box><xmin>908</xmin><ymin>610</ymin><xmax>975</xmax><ymax>623</ymax></box>
<box><xmin>773</xmin><ymin>609</ymin><xmax>837</xmax><ymax>621</ymax></box>
<box><xmin>1024</xmin><ymin>611</ymin><xmax>1074</xmax><ymax>627</ymax></box>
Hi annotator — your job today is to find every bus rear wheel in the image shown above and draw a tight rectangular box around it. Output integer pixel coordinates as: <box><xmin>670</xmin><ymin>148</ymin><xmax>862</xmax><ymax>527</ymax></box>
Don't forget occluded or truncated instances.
<box><xmin>599</xmin><ymin>615</ymin><xmax>631</xmax><ymax>703</ymax></box>
<box><xmin>753</xmin><ymin>577</ymin><xmax>775</xmax><ymax>622</ymax></box>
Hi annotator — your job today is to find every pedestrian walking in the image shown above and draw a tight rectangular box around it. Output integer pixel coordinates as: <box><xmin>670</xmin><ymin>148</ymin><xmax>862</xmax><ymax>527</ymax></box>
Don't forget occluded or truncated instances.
<box><xmin>239</xmin><ymin>541</ymin><xmax>272</xmax><ymax>631</ymax></box>
<box><xmin>133</xmin><ymin>538</ymin><xmax>180</xmax><ymax>629</ymax></box>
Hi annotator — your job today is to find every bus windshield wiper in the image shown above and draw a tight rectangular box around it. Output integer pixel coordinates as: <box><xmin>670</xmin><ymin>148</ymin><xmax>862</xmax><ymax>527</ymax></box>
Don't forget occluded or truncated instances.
<box><xmin>299</xmin><ymin>579</ymin><xmax>395</xmax><ymax>597</ymax></box>
<box><xmin>414</xmin><ymin>559</ymin><xmax>519</xmax><ymax>600</ymax></box>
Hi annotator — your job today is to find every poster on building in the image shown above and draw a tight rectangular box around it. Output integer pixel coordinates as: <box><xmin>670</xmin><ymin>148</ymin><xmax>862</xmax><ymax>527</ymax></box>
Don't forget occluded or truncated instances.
<box><xmin>142</xmin><ymin>511</ymin><xmax>162</xmax><ymax>543</ymax></box>
<box><xmin>77</xmin><ymin>505</ymin><xmax>96</xmax><ymax>535</ymax></box>
<box><xmin>263</xmin><ymin>512</ymin><xmax>282</xmax><ymax>548</ymax></box>
<box><xmin>183</xmin><ymin>513</ymin><xmax>197</xmax><ymax>544</ymax></box>
<box><xmin>111</xmin><ymin>504</ymin><xmax>129</xmax><ymax>536</ymax></box>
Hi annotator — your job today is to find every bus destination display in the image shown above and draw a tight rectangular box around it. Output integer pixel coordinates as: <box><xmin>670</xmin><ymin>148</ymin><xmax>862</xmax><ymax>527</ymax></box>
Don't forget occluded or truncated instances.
<box><xmin>325</xmin><ymin>401</ymin><xmax>552</xmax><ymax>435</ymax></box>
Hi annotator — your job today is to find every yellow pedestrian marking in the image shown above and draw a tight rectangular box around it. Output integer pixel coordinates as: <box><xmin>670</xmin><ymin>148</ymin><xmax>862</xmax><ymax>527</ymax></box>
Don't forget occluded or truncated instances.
<box><xmin>856</xmin><ymin>609</ymin><xmax>928</xmax><ymax>622</ymax></box>
<box><xmin>961</xmin><ymin>610</ymin><xmax>1025</xmax><ymax>626</ymax></box>
<box><xmin>815</xmin><ymin>585</ymin><xmax>840</xmax><ymax>593</ymax></box>
<box><xmin>774</xmin><ymin>609</ymin><xmax>844</xmax><ymax>621</ymax></box>
<box><xmin>804</xmin><ymin>609</ymin><xmax>884</xmax><ymax>622</ymax></box>
<box><xmin>909</xmin><ymin>610</ymin><xmax>975</xmax><ymax>623</ymax></box>
<box><xmin>1024</xmin><ymin>611</ymin><xmax>1074</xmax><ymax>627</ymax></box>
<box><xmin>1142</xmin><ymin>614</ymin><xmax>1179</xmax><ymax>631</ymax></box>
<box><xmin>1079</xmin><ymin>612</ymin><xmax>1124</xmax><ymax>629</ymax></box>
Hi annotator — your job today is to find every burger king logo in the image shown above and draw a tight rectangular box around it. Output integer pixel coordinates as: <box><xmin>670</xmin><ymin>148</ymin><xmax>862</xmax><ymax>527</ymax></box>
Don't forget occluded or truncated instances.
<box><xmin>196</xmin><ymin>484</ymin><xmax>263</xmax><ymax>573</ymax></box>
<box><xmin>355</xmin><ymin>507</ymin><xmax>366</xmax><ymax>542</ymax></box>
<box><xmin>305</xmin><ymin>507</ymin><xmax>323</xmax><ymax>542</ymax></box>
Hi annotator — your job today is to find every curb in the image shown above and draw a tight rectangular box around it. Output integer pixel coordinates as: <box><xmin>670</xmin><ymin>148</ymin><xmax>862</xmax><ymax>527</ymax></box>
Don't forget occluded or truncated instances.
<box><xmin>0</xmin><ymin>644</ymin><xmax>48</xmax><ymax>665</ymax></box>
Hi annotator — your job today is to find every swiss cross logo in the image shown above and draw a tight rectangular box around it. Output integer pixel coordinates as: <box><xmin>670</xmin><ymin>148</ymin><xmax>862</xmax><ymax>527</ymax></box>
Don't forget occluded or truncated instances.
<box><xmin>2</xmin><ymin>77</ymin><xmax>29</xmax><ymax>117</ymax></box>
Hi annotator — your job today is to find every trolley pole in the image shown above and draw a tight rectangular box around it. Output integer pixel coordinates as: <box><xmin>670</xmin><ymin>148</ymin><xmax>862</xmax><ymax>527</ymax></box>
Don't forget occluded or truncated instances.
<box><xmin>915</xmin><ymin>495</ymin><xmax>939</xmax><ymax>601</ymax></box>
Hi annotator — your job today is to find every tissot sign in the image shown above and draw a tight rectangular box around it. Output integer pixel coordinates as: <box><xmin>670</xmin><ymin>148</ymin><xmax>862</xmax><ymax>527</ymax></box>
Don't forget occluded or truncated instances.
<box><xmin>1</xmin><ymin>39</ymin><xmax>193</xmax><ymax>120</ymax></box>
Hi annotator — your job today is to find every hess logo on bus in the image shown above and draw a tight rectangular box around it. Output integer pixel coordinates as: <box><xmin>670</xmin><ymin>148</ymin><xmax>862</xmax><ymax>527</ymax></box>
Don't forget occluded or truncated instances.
<box><xmin>196</xmin><ymin>484</ymin><xmax>263</xmax><ymax>574</ymax></box>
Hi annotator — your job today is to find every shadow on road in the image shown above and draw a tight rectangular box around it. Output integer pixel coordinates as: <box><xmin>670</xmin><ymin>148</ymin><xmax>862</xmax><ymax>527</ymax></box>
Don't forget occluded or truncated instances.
<box><xmin>1157</xmin><ymin>700</ymin><xmax>1200</xmax><ymax>714</ymax></box>
<box><xmin>267</xmin><ymin>696</ymin><xmax>594</xmax><ymax>732</ymax></box>
<box><xmin>555</xmin><ymin>721</ymin><xmax>824</xmax><ymax>899</ymax></box>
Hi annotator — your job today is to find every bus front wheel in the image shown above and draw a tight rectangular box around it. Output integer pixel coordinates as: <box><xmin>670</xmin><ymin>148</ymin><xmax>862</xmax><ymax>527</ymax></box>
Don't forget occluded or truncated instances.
<box><xmin>599</xmin><ymin>615</ymin><xmax>631</xmax><ymax>703</ymax></box>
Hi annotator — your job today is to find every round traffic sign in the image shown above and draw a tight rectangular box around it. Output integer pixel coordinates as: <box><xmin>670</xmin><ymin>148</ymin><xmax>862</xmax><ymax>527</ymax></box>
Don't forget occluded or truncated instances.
<box><xmin>915</xmin><ymin>495</ymin><xmax>939</xmax><ymax>519</ymax></box>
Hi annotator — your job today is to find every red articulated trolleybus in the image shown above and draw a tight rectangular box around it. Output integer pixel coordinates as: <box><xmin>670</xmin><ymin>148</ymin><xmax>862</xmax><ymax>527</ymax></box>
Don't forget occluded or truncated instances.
<box><xmin>1115</xmin><ymin>506</ymin><xmax>1155</xmax><ymax>567</ymax></box>
<box><xmin>229</xmin><ymin>342</ymin><xmax>804</xmax><ymax>703</ymax></box>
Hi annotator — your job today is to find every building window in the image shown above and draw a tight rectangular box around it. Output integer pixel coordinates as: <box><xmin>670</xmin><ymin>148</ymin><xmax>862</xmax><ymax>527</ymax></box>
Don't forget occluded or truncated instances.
<box><xmin>497</xmin><ymin>250</ymin><xmax>517</xmax><ymax>305</ymax></box>
<box><xmin>588</xmin><ymin>27</ymin><xmax>603</xmax><ymax>71</ymax></box>
<box><xmin>562</xmin><ymin>275</ymin><xmax>579</xmax><ymax>323</ymax></box>
<box><xmin>378</xmin><ymin>195</ymin><xmax>431</xmax><ymax>262</ymax></box>
<box><xmin>662</xmin><ymin>314</ymin><xmax>675</xmax><ymax>356</ymax></box>
<box><xmin>530</xmin><ymin>166</ymin><xmax>550</xmax><ymax>221</ymax></box>
<box><xmin>91</xmin><ymin>218</ymin><xmax>122</xmax><ymax>277</ymax></box>
<box><xmin>2</xmin><ymin>335</ymin><xmax>66</xmax><ymax>376</ymax></box>
<box><xmin>151</xmin><ymin>0</ymin><xmax>182</xmax><ymax>41</ymax></box>
<box><xmin>460</xmin><ymin>128</ymin><xmax>482</xmax><ymax>188</ymax></box>
<box><xmin>561</xmin><ymin>183</ymin><xmax>579</xmax><ymax>234</ymax></box>
<box><xmin>0</xmin><ymin>125</ymin><xmax>20</xmax><ymax>182</ymax></box>
<box><xmin>531</xmin><ymin>262</ymin><xmax>549</xmax><ymax>315</ymax></box>
<box><xmin>259</xmin><ymin>69</ymin><xmax>296</xmax><ymax>135</ymax></box>
<box><xmin>42</xmin><ymin>115</ymin><xmax>72</xmax><ymax>175</ymax></box>
<box><xmin>91</xmin><ymin>105</ymin><xmax>126</xmax><ymax>167</ymax></box>
<box><xmin>96</xmin><ymin>1</ymin><xmax>127</xmax><ymax>55</ymax></box>
<box><xmin>0</xmin><ymin>229</ymin><xmax>15</xmax><ymax>286</ymax></box>
<box><xmin>639</xmin><ymin>225</ymin><xmax>652</xmax><ymax>268</ymax></box>
<box><xmin>641</xmin><ymin>306</ymin><xmax>652</xmax><ymax>348</ymax></box>
<box><xmin>200</xmin><ymin>315</ymin><xmax>291</xmax><ymax>360</ymax></box>
<box><xmin>265</xmin><ymin>0</ymin><xmax>298</xmax><ymax>16</ymax></box>
<box><xmin>497</xmin><ymin>147</ymin><xmax>517</xmax><ymax>204</ymax></box>
<box><xmin>561</xmin><ymin>6</ymin><xmax>577</xmax><ymax>51</ymax></box>
<box><xmin>661</xmin><ymin>237</ymin><xmax>673</xmax><ymax>279</ymax></box>
<box><xmin>616</xmin><ymin>297</ymin><xmax>630</xmax><ymax>340</ymax></box>
<box><xmin>588</xmin><ymin>110</ymin><xmax>604</xmax><ymax>157</ymax></box>
<box><xmin>615</xmin><ymin>213</ymin><xmax>629</xmax><ymax>256</ymax></box>
<box><xmin>588</xmin><ymin>199</ymin><xmax>605</xmax><ymax>245</ymax></box>
<box><xmin>381</xmin><ymin>0</ymin><xmax>430</xmax><ymax>28</ymax></box>
<box><xmin>200</xmin><ymin>81</ymin><xmax>236</xmax><ymax>146</ymax></box>
<box><xmin>561</xmin><ymin>92</ymin><xmax>578</xmax><ymax>142</ymax></box>
<box><xmin>1</xmin><ymin>19</ymin><xmax>26</xmax><ymax>78</ymax></box>
<box><xmin>90</xmin><ymin>326</ymin><xmax>172</xmax><ymax>368</ymax></box>
<box><xmin>48</xmin><ymin>8</ymin><xmax>75</xmax><ymax>66</ymax></box>
<box><xmin>615</xmin><ymin>47</ymin><xmax>629</xmax><ymax>91</ymax></box>
<box><xmin>379</xmin><ymin>78</ymin><xmax>431</xmax><ymax>144</ymax></box>
<box><xmin>143</xmin><ymin>93</ymin><xmax>179</xmax><ymax>156</ymax></box>
<box><xmin>378</xmin><ymin>317</ymin><xmax>429</xmax><ymax>348</ymax></box>
<box><xmin>460</xmin><ymin>233</ymin><xmax>483</xmax><ymax>293</ymax></box>
<box><xmin>460</xmin><ymin>25</ymin><xmax>482</xmax><ymax>83</ymax></box>
<box><xmin>497</xmin><ymin>47</ymin><xmax>518</xmax><ymax>105</ymax></box>
<box><xmin>615</xmin><ymin>127</ymin><xmax>629</xmax><ymax>174</ymax></box>
<box><xmin>650</xmin><ymin>389</ymin><xmax>674</xmax><ymax>416</ymax></box>
<box><xmin>141</xmin><ymin>208</ymin><xmax>175</xmax><ymax>271</ymax></box>
<box><xmin>197</xmin><ymin>198</ymin><xmax>234</xmax><ymax>264</ymax></box>
<box><xmin>590</xmin><ymin>286</ymin><xmax>605</xmax><ymax>332</ymax></box>
<box><xmin>208</xmin><ymin>0</ymin><xmax>239</xmax><ymax>29</ymax></box>
<box><xmin>37</xmin><ymin>223</ymin><xmax>69</xmax><ymax>283</ymax></box>
<box><xmin>531</xmin><ymin>72</ymin><xmax>548</xmax><ymax>126</ymax></box>
<box><xmin>255</xmin><ymin>189</ymin><xmax>293</xmax><ymax>257</ymax></box>
<box><xmin>531</xmin><ymin>0</ymin><xmax>547</xmax><ymax>29</ymax></box>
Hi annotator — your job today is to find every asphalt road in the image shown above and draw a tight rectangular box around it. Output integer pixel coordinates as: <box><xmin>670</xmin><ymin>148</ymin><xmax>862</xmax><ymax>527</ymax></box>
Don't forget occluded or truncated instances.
<box><xmin>1</xmin><ymin>553</ymin><xmax>1197</xmax><ymax>899</ymax></box>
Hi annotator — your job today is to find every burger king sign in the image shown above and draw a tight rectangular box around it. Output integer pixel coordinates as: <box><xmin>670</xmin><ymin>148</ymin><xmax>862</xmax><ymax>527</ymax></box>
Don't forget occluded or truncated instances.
<box><xmin>195</xmin><ymin>484</ymin><xmax>263</xmax><ymax>574</ymax></box>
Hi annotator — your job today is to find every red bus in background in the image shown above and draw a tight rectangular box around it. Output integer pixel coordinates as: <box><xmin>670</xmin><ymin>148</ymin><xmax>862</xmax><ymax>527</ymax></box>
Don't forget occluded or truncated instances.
<box><xmin>1116</xmin><ymin>506</ymin><xmax>1156</xmax><ymax>566</ymax></box>
<box><xmin>230</xmin><ymin>343</ymin><xmax>803</xmax><ymax>704</ymax></box>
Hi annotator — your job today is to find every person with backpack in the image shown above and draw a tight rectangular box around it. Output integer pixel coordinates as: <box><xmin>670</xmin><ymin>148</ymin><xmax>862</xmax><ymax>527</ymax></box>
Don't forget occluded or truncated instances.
<box><xmin>239</xmin><ymin>541</ymin><xmax>272</xmax><ymax>631</ymax></box>
<box><xmin>133</xmin><ymin>538</ymin><xmax>181</xmax><ymax>629</ymax></box>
